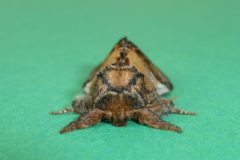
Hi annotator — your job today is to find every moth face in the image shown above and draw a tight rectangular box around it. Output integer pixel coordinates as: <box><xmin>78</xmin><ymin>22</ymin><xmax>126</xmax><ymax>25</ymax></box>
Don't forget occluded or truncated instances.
<box><xmin>93</xmin><ymin>64</ymin><xmax>146</xmax><ymax>109</ymax></box>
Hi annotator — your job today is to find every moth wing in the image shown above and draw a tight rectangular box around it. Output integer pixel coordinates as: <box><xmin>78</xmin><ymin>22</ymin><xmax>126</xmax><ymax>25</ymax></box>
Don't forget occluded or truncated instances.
<box><xmin>82</xmin><ymin>45</ymin><xmax>122</xmax><ymax>94</ymax></box>
<box><xmin>126</xmin><ymin>41</ymin><xmax>173</xmax><ymax>95</ymax></box>
<box><xmin>82</xmin><ymin>63</ymin><xmax>101</xmax><ymax>94</ymax></box>
<box><xmin>83</xmin><ymin>38</ymin><xmax>173</xmax><ymax>95</ymax></box>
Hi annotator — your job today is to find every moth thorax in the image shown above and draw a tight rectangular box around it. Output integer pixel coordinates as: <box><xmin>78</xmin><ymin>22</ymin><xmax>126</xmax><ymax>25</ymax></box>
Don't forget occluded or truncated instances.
<box><xmin>95</xmin><ymin>92</ymin><xmax>144</xmax><ymax>110</ymax></box>
<box><xmin>106</xmin><ymin>69</ymin><xmax>133</xmax><ymax>87</ymax></box>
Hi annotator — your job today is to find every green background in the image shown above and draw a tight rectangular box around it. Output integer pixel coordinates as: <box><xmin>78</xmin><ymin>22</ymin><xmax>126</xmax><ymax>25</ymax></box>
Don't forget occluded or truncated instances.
<box><xmin>0</xmin><ymin>0</ymin><xmax>239</xmax><ymax>160</ymax></box>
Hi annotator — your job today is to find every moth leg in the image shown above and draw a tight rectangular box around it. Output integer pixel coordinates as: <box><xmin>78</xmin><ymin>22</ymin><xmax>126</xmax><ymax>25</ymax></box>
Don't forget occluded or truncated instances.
<box><xmin>136</xmin><ymin>109</ymin><xmax>182</xmax><ymax>133</ymax></box>
<box><xmin>170</xmin><ymin>108</ymin><xmax>197</xmax><ymax>115</ymax></box>
<box><xmin>60</xmin><ymin>109</ymin><xmax>103</xmax><ymax>134</ymax></box>
<box><xmin>49</xmin><ymin>107</ymin><xmax>74</xmax><ymax>115</ymax></box>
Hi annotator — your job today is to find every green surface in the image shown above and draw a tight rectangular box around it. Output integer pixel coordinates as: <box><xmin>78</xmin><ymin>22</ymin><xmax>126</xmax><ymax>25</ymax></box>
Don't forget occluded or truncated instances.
<box><xmin>0</xmin><ymin>0</ymin><xmax>239</xmax><ymax>160</ymax></box>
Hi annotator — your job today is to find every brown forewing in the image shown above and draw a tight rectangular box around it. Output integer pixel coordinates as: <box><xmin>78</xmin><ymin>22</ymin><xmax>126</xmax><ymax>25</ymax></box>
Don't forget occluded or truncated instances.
<box><xmin>83</xmin><ymin>38</ymin><xmax>173</xmax><ymax>95</ymax></box>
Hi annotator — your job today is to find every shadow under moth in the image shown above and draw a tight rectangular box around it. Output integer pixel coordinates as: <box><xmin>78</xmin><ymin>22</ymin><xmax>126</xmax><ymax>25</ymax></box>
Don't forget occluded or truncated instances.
<box><xmin>50</xmin><ymin>37</ymin><xmax>196</xmax><ymax>134</ymax></box>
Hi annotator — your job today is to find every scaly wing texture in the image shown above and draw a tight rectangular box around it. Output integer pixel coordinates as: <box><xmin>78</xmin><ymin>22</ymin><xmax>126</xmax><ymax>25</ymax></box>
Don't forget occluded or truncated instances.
<box><xmin>83</xmin><ymin>37</ymin><xmax>173</xmax><ymax>95</ymax></box>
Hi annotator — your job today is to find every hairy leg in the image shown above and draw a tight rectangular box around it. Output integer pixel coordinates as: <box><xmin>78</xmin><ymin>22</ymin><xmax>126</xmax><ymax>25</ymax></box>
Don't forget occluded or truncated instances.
<box><xmin>49</xmin><ymin>107</ymin><xmax>74</xmax><ymax>115</ymax></box>
<box><xmin>136</xmin><ymin>108</ymin><xmax>182</xmax><ymax>133</ymax></box>
<box><xmin>60</xmin><ymin>109</ymin><xmax>103</xmax><ymax>134</ymax></box>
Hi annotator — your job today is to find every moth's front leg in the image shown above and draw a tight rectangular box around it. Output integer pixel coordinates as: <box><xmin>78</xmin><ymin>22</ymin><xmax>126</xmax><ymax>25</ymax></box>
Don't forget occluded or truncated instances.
<box><xmin>60</xmin><ymin>109</ymin><xmax>103</xmax><ymax>134</ymax></box>
<box><xmin>135</xmin><ymin>108</ymin><xmax>182</xmax><ymax>133</ymax></box>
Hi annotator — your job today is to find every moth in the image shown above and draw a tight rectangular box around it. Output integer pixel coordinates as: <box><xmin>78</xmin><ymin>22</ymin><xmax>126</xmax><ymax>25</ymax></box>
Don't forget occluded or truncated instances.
<box><xmin>50</xmin><ymin>37</ymin><xmax>196</xmax><ymax>134</ymax></box>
